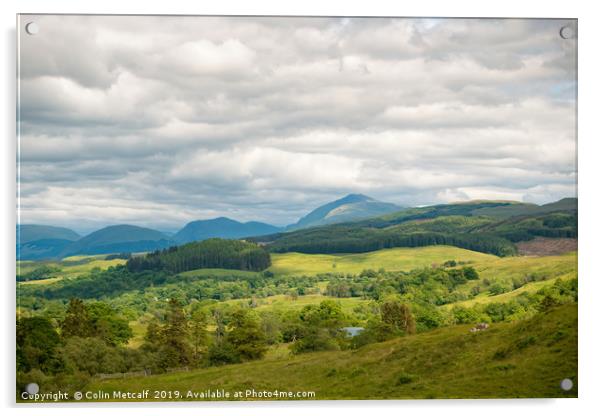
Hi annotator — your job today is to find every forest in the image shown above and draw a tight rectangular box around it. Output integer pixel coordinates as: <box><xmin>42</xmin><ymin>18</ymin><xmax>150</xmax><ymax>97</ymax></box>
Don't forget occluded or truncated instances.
<box><xmin>17</xmin><ymin>247</ymin><xmax>578</xmax><ymax>395</ymax></box>
<box><xmin>253</xmin><ymin>209</ymin><xmax>577</xmax><ymax>257</ymax></box>
<box><xmin>125</xmin><ymin>239</ymin><xmax>271</xmax><ymax>273</ymax></box>
<box><xmin>15</xmin><ymin>200</ymin><xmax>578</xmax><ymax>400</ymax></box>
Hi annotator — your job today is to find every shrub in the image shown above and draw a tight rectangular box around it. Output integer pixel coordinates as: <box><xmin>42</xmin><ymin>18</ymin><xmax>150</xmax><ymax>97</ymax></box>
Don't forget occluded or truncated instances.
<box><xmin>397</xmin><ymin>372</ymin><xmax>415</xmax><ymax>384</ymax></box>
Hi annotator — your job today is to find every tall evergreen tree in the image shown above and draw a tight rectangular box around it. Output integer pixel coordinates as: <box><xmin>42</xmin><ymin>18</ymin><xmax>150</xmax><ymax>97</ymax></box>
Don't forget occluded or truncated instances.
<box><xmin>158</xmin><ymin>299</ymin><xmax>192</xmax><ymax>368</ymax></box>
<box><xmin>189</xmin><ymin>308</ymin><xmax>209</xmax><ymax>361</ymax></box>
<box><xmin>226</xmin><ymin>309</ymin><xmax>267</xmax><ymax>361</ymax></box>
<box><xmin>60</xmin><ymin>298</ymin><xmax>91</xmax><ymax>338</ymax></box>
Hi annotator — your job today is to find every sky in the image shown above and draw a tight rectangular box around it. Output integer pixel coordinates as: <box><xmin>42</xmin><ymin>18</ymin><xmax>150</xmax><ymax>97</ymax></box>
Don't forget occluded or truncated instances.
<box><xmin>18</xmin><ymin>15</ymin><xmax>577</xmax><ymax>233</ymax></box>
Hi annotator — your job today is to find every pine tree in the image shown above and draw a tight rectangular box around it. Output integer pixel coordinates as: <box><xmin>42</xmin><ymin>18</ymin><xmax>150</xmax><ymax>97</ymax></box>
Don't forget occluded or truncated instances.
<box><xmin>226</xmin><ymin>309</ymin><xmax>267</xmax><ymax>361</ymax></box>
<box><xmin>189</xmin><ymin>308</ymin><xmax>209</xmax><ymax>361</ymax></box>
<box><xmin>60</xmin><ymin>298</ymin><xmax>91</xmax><ymax>338</ymax></box>
<box><xmin>159</xmin><ymin>298</ymin><xmax>192</xmax><ymax>368</ymax></box>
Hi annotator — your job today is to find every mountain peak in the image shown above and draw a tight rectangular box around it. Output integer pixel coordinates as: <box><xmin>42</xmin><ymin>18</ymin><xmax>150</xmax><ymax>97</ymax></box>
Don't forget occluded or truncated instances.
<box><xmin>289</xmin><ymin>194</ymin><xmax>400</xmax><ymax>230</ymax></box>
<box><xmin>338</xmin><ymin>193</ymin><xmax>373</xmax><ymax>203</ymax></box>
<box><xmin>174</xmin><ymin>217</ymin><xmax>280</xmax><ymax>244</ymax></box>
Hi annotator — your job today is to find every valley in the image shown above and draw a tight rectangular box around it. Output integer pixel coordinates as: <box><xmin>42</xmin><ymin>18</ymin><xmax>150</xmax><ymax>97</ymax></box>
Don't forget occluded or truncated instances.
<box><xmin>16</xmin><ymin>196</ymin><xmax>578</xmax><ymax>401</ymax></box>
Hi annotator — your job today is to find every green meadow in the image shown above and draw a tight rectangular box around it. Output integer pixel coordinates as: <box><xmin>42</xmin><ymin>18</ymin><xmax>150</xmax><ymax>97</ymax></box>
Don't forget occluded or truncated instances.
<box><xmin>269</xmin><ymin>246</ymin><xmax>497</xmax><ymax>276</ymax></box>
<box><xmin>17</xmin><ymin>257</ymin><xmax>127</xmax><ymax>285</ymax></box>
<box><xmin>17</xmin><ymin>241</ymin><xmax>578</xmax><ymax>401</ymax></box>
<box><xmin>90</xmin><ymin>304</ymin><xmax>577</xmax><ymax>400</ymax></box>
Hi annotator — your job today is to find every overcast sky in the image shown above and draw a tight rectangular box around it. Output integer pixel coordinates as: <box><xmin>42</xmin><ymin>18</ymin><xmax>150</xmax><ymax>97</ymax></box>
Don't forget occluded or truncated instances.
<box><xmin>18</xmin><ymin>16</ymin><xmax>577</xmax><ymax>233</ymax></box>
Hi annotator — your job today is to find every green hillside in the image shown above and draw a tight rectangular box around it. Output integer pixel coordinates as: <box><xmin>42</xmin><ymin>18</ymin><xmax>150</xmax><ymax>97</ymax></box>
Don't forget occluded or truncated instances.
<box><xmin>17</xmin><ymin>224</ymin><xmax>80</xmax><ymax>244</ymax></box>
<box><xmin>269</xmin><ymin>246</ymin><xmax>496</xmax><ymax>276</ymax></box>
<box><xmin>60</xmin><ymin>225</ymin><xmax>174</xmax><ymax>257</ymax></box>
<box><xmin>16</xmin><ymin>233</ymin><xmax>578</xmax><ymax>402</ymax></box>
<box><xmin>17</xmin><ymin>256</ymin><xmax>127</xmax><ymax>286</ymax></box>
<box><xmin>253</xmin><ymin>199</ymin><xmax>577</xmax><ymax>257</ymax></box>
<box><xmin>89</xmin><ymin>304</ymin><xmax>577</xmax><ymax>400</ymax></box>
<box><xmin>472</xmin><ymin>197</ymin><xmax>577</xmax><ymax>219</ymax></box>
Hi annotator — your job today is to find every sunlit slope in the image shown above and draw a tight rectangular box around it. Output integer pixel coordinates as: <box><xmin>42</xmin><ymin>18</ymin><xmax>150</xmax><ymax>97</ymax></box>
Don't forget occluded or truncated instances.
<box><xmin>449</xmin><ymin>251</ymin><xmax>577</xmax><ymax>307</ymax></box>
<box><xmin>17</xmin><ymin>256</ymin><xmax>127</xmax><ymax>286</ymax></box>
<box><xmin>91</xmin><ymin>304</ymin><xmax>577</xmax><ymax>400</ymax></box>
<box><xmin>269</xmin><ymin>246</ymin><xmax>497</xmax><ymax>276</ymax></box>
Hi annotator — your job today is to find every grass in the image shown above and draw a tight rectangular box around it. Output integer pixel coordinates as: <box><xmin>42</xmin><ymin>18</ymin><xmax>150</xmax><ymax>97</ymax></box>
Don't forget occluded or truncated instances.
<box><xmin>128</xmin><ymin>248</ymin><xmax>577</xmax><ymax>344</ymax></box>
<box><xmin>222</xmin><ymin>294</ymin><xmax>371</xmax><ymax>315</ymax></box>
<box><xmin>89</xmin><ymin>303</ymin><xmax>577</xmax><ymax>401</ymax></box>
<box><xmin>269</xmin><ymin>246</ymin><xmax>497</xmax><ymax>276</ymax></box>
<box><xmin>475</xmin><ymin>251</ymin><xmax>577</xmax><ymax>282</ymax></box>
<box><xmin>127</xmin><ymin>317</ymin><xmax>152</xmax><ymax>348</ymax></box>
<box><xmin>449</xmin><ymin>251</ymin><xmax>578</xmax><ymax>306</ymax></box>
<box><xmin>17</xmin><ymin>256</ymin><xmax>127</xmax><ymax>286</ymax></box>
<box><xmin>178</xmin><ymin>268</ymin><xmax>259</xmax><ymax>279</ymax></box>
<box><xmin>449</xmin><ymin>273</ymin><xmax>575</xmax><ymax>309</ymax></box>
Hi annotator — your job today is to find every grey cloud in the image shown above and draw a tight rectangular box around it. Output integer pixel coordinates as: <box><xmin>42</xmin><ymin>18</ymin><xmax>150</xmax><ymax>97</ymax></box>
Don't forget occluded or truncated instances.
<box><xmin>17</xmin><ymin>15</ymin><xmax>577</xmax><ymax>231</ymax></box>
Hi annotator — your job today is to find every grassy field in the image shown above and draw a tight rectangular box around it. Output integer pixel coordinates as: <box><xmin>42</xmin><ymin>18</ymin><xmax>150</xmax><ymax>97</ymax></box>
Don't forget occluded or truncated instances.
<box><xmin>449</xmin><ymin>276</ymin><xmax>575</xmax><ymax>309</ymax></box>
<box><xmin>124</xmin><ymin>248</ymin><xmax>577</xmax><ymax>346</ymax></box>
<box><xmin>223</xmin><ymin>294</ymin><xmax>371</xmax><ymax>314</ymax></box>
<box><xmin>475</xmin><ymin>251</ymin><xmax>577</xmax><ymax>282</ymax></box>
<box><xmin>178</xmin><ymin>268</ymin><xmax>259</xmax><ymax>279</ymax></box>
<box><xmin>269</xmin><ymin>246</ymin><xmax>497</xmax><ymax>276</ymax></box>
<box><xmin>450</xmin><ymin>251</ymin><xmax>578</xmax><ymax>306</ymax></box>
<box><xmin>90</xmin><ymin>304</ymin><xmax>577</xmax><ymax>400</ymax></box>
<box><xmin>17</xmin><ymin>257</ymin><xmax>127</xmax><ymax>285</ymax></box>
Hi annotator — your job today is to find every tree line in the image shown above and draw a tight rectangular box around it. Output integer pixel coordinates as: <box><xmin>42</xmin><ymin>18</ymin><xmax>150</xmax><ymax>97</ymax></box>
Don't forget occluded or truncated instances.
<box><xmin>269</xmin><ymin>232</ymin><xmax>517</xmax><ymax>257</ymax></box>
<box><xmin>255</xmin><ymin>209</ymin><xmax>577</xmax><ymax>257</ymax></box>
<box><xmin>126</xmin><ymin>238</ymin><xmax>271</xmax><ymax>273</ymax></box>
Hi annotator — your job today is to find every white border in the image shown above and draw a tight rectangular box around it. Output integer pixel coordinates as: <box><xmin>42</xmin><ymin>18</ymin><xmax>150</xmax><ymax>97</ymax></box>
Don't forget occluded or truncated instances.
<box><xmin>3</xmin><ymin>1</ymin><xmax>601</xmax><ymax>415</ymax></box>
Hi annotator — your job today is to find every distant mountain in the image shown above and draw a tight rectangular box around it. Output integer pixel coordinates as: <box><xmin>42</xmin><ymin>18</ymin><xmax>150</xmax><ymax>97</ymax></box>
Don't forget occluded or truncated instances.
<box><xmin>17</xmin><ymin>224</ymin><xmax>80</xmax><ymax>244</ymax></box>
<box><xmin>251</xmin><ymin>197</ymin><xmax>577</xmax><ymax>257</ymax></box>
<box><xmin>174</xmin><ymin>217</ymin><xmax>281</xmax><ymax>244</ymax></box>
<box><xmin>470</xmin><ymin>197</ymin><xmax>577</xmax><ymax>218</ymax></box>
<box><xmin>60</xmin><ymin>225</ymin><xmax>174</xmax><ymax>257</ymax></box>
<box><xmin>287</xmin><ymin>194</ymin><xmax>401</xmax><ymax>230</ymax></box>
<box><xmin>17</xmin><ymin>238</ymin><xmax>75</xmax><ymax>260</ymax></box>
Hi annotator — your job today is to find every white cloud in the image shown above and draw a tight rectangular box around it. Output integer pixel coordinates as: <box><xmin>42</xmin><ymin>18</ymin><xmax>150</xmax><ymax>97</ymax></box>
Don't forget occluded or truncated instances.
<box><xmin>17</xmin><ymin>16</ymin><xmax>577</xmax><ymax>231</ymax></box>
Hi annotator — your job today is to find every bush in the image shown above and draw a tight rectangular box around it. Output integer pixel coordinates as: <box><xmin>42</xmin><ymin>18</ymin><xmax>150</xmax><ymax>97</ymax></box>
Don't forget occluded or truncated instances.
<box><xmin>462</xmin><ymin>266</ymin><xmax>479</xmax><ymax>280</ymax></box>
<box><xmin>207</xmin><ymin>342</ymin><xmax>241</xmax><ymax>366</ymax></box>
<box><xmin>397</xmin><ymin>372</ymin><xmax>415</xmax><ymax>384</ymax></box>
<box><xmin>488</xmin><ymin>282</ymin><xmax>510</xmax><ymax>296</ymax></box>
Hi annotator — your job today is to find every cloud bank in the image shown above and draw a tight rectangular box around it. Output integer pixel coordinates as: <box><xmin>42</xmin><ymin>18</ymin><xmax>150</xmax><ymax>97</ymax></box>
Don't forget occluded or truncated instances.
<box><xmin>18</xmin><ymin>16</ymin><xmax>577</xmax><ymax>232</ymax></box>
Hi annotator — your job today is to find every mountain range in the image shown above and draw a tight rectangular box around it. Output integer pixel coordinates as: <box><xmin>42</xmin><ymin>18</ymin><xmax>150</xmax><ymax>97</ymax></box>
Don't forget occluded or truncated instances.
<box><xmin>16</xmin><ymin>194</ymin><xmax>576</xmax><ymax>260</ymax></box>
<box><xmin>286</xmin><ymin>193</ymin><xmax>401</xmax><ymax>230</ymax></box>
<box><xmin>174</xmin><ymin>217</ymin><xmax>280</xmax><ymax>244</ymax></box>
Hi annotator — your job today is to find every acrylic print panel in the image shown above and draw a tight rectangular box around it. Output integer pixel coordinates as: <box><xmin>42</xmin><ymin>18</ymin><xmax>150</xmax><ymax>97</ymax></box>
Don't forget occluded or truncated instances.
<box><xmin>16</xmin><ymin>15</ymin><xmax>577</xmax><ymax>402</ymax></box>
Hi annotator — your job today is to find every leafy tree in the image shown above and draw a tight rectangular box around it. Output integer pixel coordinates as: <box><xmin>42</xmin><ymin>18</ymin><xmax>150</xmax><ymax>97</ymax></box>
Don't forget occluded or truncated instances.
<box><xmin>259</xmin><ymin>311</ymin><xmax>283</xmax><ymax>345</ymax></box>
<box><xmin>292</xmin><ymin>300</ymin><xmax>347</xmax><ymax>354</ymax></box>
<box><xmin>87</xmin><ymin>302</ymin><xmax>132</xmax><ymax>346</ymax></box>
<box><xmin>60</xmin><ymin>336</ymin><xmax>125</xmax><ymax>376</ymax></box>
<box><xmin>189</xmin><ymin>308</ymin><xmax>209</xmax><ymax>361</ymax></box>
<box><xmin>350</xmin><ymin>318</ymin><xmax>402</xmax><ymax>349</ymax></box>
<box><xmin>413</xmin><ymin>303</ymin><xmax>445</xmax><ymax>331</ymax></box>
<box><xmin>60</xmin><ymin>298</ymin><xmax>91</xmax><ymax>338</ymax></box>
<box><xmin>207</xmin><ymin>341</ymin><xmax>240</xmax><ymax>366</ymax></box>
<box><xmin>142</xmin><ymin>319</ymin><xmax>162</xmax><ymax>351</ymax></box>
<box><xmin>225</xmin><ymin>309</ymin><xmax>267</xmax><ymax>361</ymax></box>
<box><xmin>17</xmin><ymin>317</ymin><xmax>64</xmax><ymax>374</ymax></box>
<box><xmin>380</xmin><ymin>300</ymin><xmax>416</xmax><ymax>334</ymax></box>
<box><xmin>451</xmin><ymin>306</ymin><xmax>484</xmax><ymax>324</ymax></box>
